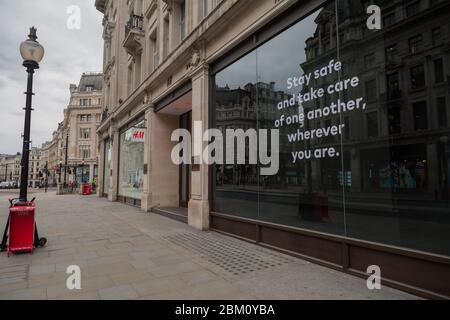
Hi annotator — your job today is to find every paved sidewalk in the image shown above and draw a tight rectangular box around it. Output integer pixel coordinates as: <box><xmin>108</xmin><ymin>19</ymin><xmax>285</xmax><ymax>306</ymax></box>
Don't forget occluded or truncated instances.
<box><xmin>0</xmin><ymin>190</ymin><xmax>418</xmax><ymax>300</ymax></box>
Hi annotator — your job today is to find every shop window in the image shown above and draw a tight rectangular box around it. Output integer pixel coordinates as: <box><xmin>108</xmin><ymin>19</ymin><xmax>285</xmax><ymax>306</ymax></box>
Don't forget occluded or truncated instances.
<box><xmin>118</xmin><ymin>120</ymin><xmax>145</xmax><ymax>199</ymax></box>
<box><xmin>212</xmin><ymin>0</ymin><xmax>450</xmax><ymax>257</ymax></box>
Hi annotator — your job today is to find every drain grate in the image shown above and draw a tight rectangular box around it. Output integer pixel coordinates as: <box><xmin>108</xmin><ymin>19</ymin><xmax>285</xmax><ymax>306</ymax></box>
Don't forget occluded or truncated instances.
<box><xmin>0</xmin><ymin>264</ymin><xmax>29</xmax><ymax>285</ymax></box>
<box><xmin>164</xmin><ymin>232</ymin><xmax>293</xmax><ymax>276</ymax></box>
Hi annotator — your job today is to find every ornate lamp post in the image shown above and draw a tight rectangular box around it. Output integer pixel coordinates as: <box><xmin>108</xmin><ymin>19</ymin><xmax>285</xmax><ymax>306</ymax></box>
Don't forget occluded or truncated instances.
<box><xmin>19</xmin><ymin>27</ymin><xmax>44</xmax><ymax>201</ymax></box>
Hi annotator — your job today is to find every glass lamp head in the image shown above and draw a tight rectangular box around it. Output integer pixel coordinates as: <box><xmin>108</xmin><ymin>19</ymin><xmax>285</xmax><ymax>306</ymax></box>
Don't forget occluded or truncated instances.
<box><xmin>20</xmin><ymin>27</ymin><xmax>44</xmax><ymax>66</ymax></box>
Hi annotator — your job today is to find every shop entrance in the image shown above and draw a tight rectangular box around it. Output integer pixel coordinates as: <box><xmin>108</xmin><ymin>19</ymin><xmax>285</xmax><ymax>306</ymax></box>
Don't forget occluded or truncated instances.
<box><xmin>179</xmin><ymin>111</ymin><xmax>192</xmax><ymax>208</ymax></box>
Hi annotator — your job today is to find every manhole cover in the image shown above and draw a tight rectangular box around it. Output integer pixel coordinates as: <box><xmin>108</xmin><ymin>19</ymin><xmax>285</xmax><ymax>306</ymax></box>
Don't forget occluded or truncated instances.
<box><xmin>164</xmin><ymin>232</ymin><xmax>293</xmax><ymax>276</ymax></box>
<box><xmin>0</xmin><ymin>264</ymin><xmax>29</xmax><ymax>285</ymax></box>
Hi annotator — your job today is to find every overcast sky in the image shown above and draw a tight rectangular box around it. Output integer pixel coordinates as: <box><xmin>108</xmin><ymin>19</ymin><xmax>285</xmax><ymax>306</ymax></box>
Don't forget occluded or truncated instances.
<box><xmin>0</xmin><ymin>0</ymin><xmax>103</xmax><ymax>155</ymax></box>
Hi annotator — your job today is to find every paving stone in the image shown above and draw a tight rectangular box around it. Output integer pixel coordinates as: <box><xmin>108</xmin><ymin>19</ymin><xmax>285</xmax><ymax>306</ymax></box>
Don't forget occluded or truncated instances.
<box><xmin>99</xmin><ymin>285</ymin><xmax>138</xmax><ymax>300</ymax></box>
<box><xmin>0</xmin><ymin>191</ymin><xmax>418</xmax><ymax>300</ymax></box>
<box><xmin>0</xmin><ymin>287</ymin><xmax>47</xmax><ymax>300</ymax></box>
<box><xmin>132</xmin><ymin>276</ymin><xmax>186</xmax><ymax>297</ymax></box>
<box><xmin>29</xmin><ymin>264</ymin><xmax>56</xmax><ymax>276</ymax></box>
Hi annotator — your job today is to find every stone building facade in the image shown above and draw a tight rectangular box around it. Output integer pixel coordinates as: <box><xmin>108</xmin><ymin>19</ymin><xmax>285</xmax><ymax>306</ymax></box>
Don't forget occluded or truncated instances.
<box><xmin>94</xmin><ymin>0</ymin><xmax>450</xmax><ymax>298</ymax></box>
<box><xmin>41</xmin><ymin>73</ymin><xmax>103</xmax><ymax>187</ymax></box>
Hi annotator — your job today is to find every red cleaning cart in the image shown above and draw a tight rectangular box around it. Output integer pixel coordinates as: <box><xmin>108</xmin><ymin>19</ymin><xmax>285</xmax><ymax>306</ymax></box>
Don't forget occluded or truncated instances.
<box><xmin>1</xmin><ymin>198</ymin><xmax>47</xmax><ymax>256</ymax></box>
<box><xmin>8</xmin><ymin>201</ymin><xmax>35</xmax><ymax>256</ymax></box>
<box><xmin>82</xmin><ymin>183</ymin><xmax>92</xmax><ymax>195</ymax></box>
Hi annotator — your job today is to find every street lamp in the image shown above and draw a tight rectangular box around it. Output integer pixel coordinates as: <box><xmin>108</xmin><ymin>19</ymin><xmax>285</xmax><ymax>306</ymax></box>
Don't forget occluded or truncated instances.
<box><xmin>19</xmin><ymin>27</ymin><xmax>44</xmax><ymax>201</ymax></box>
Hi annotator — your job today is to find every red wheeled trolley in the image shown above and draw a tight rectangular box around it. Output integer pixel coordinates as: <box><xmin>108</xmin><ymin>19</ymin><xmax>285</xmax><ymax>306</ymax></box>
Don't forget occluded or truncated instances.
<box><xmin>0</xmin><ymin>198</ymin><xmax>47</xmax><ymax>256</ymax></box>
<box><xmin>82</xmin><ymin>183</ymin><xmax>92</xmax><ymax>196</ymax></box>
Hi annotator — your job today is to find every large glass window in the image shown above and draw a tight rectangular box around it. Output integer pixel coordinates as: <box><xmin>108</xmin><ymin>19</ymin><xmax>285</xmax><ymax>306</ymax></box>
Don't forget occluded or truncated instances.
<box><xmin>213</xmin><ymin>0</ymin><xmax>450</xmax><ymax>256</ymax></box>
<box><xmin>118</xmin><ymin>120</ymin><xmax>145</xmax><ymax>199</ymax></box>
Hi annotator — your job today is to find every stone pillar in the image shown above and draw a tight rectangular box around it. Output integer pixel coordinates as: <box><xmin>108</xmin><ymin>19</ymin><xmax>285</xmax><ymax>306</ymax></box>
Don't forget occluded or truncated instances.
<box><xmin>188</xmin><ymin>65</ymin><xmax>210</xmax><ymax>230</ymax></box>
<box><xmin>142</xmin><ymin>106</ymin><xmax>154</xmax><ymax>212</ymax></box>
<box><xmin>109</xmin><ymin>123</ymin><xmax>120</xmax><ymax>202</ymax></box>
<box><xmin>89</xmin><ymin>163</ymin><xmax>95</xmax><ymax>184</ymax></box>
<box><xmin>97</xmin><ymin>140</ymin><xmax>104</xmax><ymax>197</ymax></box>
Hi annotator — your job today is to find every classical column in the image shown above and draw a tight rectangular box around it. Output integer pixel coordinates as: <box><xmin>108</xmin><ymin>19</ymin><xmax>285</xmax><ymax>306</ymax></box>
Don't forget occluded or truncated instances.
<box><xmin>97</xmin><ymin>139</ymin><xmax>105</xmax><ymax>197</ymax></box>
<box><xmin>141</xmin><ymin>106</ymin><xmax>154</xmax><ymax>211</ymax></box>
<box><xmin>108</xmin><ymin>122</ymin><xmax>119</xmax><ymax>201</ymax></box>
<box><xmin>188</xmin><ymin>65</ymin><xmax>210</xmax><ymax>230</ymax></box>
<box><xmin>89</xmin><ymin>163</ymin><xmax>95</xmax><ymax>184</ymax></box>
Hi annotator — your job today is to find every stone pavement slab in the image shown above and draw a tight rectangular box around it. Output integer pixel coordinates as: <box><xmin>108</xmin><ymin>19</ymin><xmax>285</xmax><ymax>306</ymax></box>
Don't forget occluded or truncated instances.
<box><xmin>0</xmin><ymin>190</ymin><xmax>419</xmax><ymax>300</ymax></box>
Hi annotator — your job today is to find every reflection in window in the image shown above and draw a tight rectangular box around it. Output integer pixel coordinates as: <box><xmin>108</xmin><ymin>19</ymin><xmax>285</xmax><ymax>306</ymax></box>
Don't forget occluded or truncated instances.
<box><xmin>413</xmin><ymin>101</ymin><xmax>428</xmax><ymax>130</ymax></box>
<box><xmin>410</xmin><ymin>64</ymin><xmax>425</xmax><ymax>90</ymax></box>
<box><xmin>213</xmin><ymin>0</ymin><xmax>450</xmax><ymax>256</ymax></box>
<box><xmin>366</xmin><ymin>111</ymin><xmax>378</xmax><ymax>137</ymax></box>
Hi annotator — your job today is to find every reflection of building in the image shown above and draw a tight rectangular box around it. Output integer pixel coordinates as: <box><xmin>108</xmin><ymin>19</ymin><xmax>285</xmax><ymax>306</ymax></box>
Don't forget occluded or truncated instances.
<box><xmin>301</xmin><ymin>0</ymin><xmax>450</xmax><ymax>199</ymax></box>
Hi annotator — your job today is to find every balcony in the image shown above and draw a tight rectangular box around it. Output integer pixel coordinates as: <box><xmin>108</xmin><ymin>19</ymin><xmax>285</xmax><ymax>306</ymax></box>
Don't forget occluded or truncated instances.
<box><xmin>123</xmin><ymin>14</ymin><xmax>144</xmax><ymax>56</ymax></box>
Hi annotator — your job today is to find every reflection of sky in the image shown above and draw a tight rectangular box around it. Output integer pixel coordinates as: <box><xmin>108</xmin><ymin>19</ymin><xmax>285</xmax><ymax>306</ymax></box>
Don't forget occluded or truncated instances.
<box><xmin>216</xmin><ymin>11</ymin><xmax>320</xmax><ymax>94</ymax></box>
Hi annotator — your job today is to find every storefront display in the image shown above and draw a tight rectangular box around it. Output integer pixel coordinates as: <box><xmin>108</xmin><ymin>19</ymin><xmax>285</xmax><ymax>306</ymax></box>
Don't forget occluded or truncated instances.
<box><xmin>213</xmin><ymin>0</ymin><xmax>450</xmax><ymax>257</ymax></box>
<box><xmin>118</xmin><ymin>119</ymin><xmax>145</xmax><ymax>200</ymax></box>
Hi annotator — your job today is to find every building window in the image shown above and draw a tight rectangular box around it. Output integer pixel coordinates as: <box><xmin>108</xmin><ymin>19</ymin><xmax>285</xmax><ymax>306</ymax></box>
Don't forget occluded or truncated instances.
<box><xmin>409</xmin><ymin>34</ymin><xmax>423</xmax><ymax>54</ymax></box>
<box><xmin>385</xmin><ymin>44</ymin><xmax>397</xmax><ymax>63</ymax></box>
<box><xmin>366</xmin><ymin>111</ymin><xmax>378</xmax><ymax>137</ymax></box>
<box><xmin>365</xmin><ymin>79</ymin><xmax>377</xmax><ymax>101</ymax></box>
<box><xmin>86</xmin><ymin>85</ymin><xmax>94</xmax><ymax>92</ymax></box>
<box><xmin>406</xmin><ymin>1</ymin><xmax>420</xmax><ymax>17</ymax></box>
<box><xmin>432</xmin><ymin>27</ymin><xmax>442</xmax><ymax>45</ymax></box>
<box><xmin>79</xmin><ymin>114</ymin><xmax>92</xmax><ymax>122</ymax></box>
<box><xmin>344</xmin><ymin>116</ymin><xmax>350</xmax><ymax>140</ymax></box>
<box><xmin>203</xmin><ymin>0</ymin><xmax>209</xmax><ymax>17</ymax></box>
<box><xmin>413</xmin><ymin>101</ymin><xmax>428</xmax><ymax>130</ymax></box>
<box><xmin>150</xmin><ymin>29</ymin><xmax>158</xmax><ymax>72</ymax></box>
<box><xmin>364</xmin><ymin>53</ymin><xmax>375</xmax><ymax>69</ymax></box>
<box><xmin>410</xmin><ymin>64</ymin><xmax>425</xmax><ymax>89</ymax></box>
<box><xmin>180</xmin><ymin>0</ymin><xmax>186</xmax><ymax>41</ymax></box>
<box><xmin>79</xmin><ymin>145</ymin><xmax>91</xmax><ymax>159</ymax></box>
<box><xmin>437</xmin><ymin>97</ymin><xmax>447</xmax><ymax>128</ymax></box>
<box><xmin>383</xmin><ymin>13</ymin><xmax>395</xmax><ymax>28</ymax></box>
<box><xmin>434</xmin><ymin>58</ymin><xmax>444</xmax><ymax>83</ymax></box>
<box><xmin>80</xmin><ymin>128</ymin><xmax>91</xmax><ymax>139</ymax></box>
